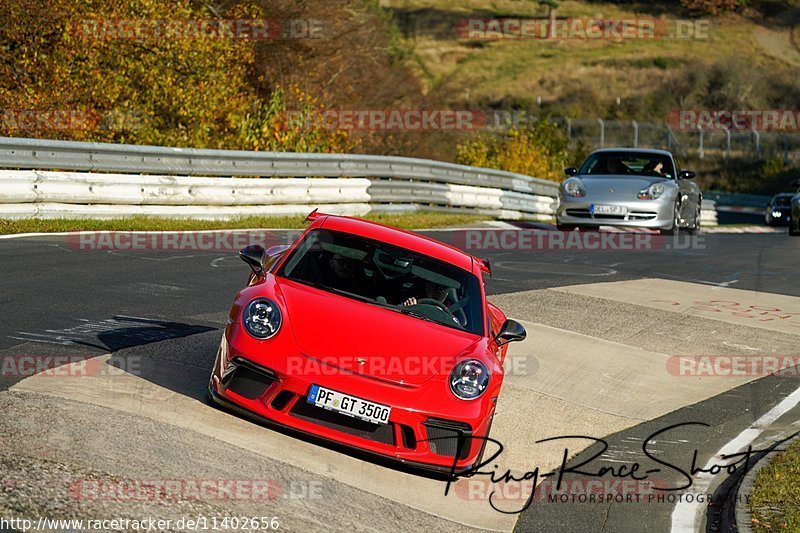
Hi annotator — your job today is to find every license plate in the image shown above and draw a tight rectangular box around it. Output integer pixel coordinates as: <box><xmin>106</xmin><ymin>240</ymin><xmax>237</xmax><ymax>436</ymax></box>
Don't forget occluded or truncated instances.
<box><xmin>591</xmin><ymin>204</ymin><xmax>628</xmax><ymax>216</ymax></box>
<box><xmin>307</xmin><ymin>385</ymin><xmax>391</xmax><ymax>425</ymax></box>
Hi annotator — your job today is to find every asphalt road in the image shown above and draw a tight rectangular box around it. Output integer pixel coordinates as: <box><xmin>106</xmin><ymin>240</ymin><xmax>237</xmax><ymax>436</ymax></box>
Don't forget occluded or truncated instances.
<box><xmin>1</xmin><ymin>228</ymin><xmax>799</xmax><ymax>532</ymax></box>
<box><xmin>1</xmin><ymin>229</ymin><xmax>798</xmax><ymax>356</ymax></box>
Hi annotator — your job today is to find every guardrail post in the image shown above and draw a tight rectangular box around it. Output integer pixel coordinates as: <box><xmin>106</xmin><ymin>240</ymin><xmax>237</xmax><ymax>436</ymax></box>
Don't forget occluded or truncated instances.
<box><xmin>632</xmin><ymin>120</ymin><xmax>639</xmax><ymax>148</ymax></box>
<box><xmin>566</xmin><ymin>118</ymin><xmax>572</xmax><ymax>141</ymax></box>
<box><xmin>598</xmin><ymin>118</ymin><xmax>605</xmax><ymax>148</ymax></box>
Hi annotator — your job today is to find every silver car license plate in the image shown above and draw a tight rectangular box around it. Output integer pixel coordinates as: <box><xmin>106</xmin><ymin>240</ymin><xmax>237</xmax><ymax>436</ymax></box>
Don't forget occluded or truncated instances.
<box><xmin>591</xmin><ymin>204</ymin><xmax>628</xmax><ymax>216</ymax></box>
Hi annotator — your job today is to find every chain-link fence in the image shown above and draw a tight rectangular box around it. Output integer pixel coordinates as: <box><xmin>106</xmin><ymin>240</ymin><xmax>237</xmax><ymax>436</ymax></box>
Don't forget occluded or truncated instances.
<box><xmin>551</xmin><ymin>117</ymin><xmax>800</xmax><ymax>162</ymax></box>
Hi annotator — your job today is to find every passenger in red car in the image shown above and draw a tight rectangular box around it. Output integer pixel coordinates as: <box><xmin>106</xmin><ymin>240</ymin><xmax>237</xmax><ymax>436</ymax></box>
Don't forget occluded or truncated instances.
<box><xmin>326</xmin><ymin>253</ymin><xmax>360</xmax><ymax>293</ymax></box>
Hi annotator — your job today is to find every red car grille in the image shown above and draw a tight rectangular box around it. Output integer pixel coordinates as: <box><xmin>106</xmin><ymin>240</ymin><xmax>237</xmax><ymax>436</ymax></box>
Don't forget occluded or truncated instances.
<box><xmin>565</xmin><ymin>208</ymin><xmax>657</xmax><ymax>221</ymax></box>
<box><xmin>423</xmin><ymin>419</ymin><xmax>473</xmax><ymax>460</ymax></box>
<box><xmin>289</xmin><ymin>399</ymin><xmax>396</xmax><ymax>446</ymax></box>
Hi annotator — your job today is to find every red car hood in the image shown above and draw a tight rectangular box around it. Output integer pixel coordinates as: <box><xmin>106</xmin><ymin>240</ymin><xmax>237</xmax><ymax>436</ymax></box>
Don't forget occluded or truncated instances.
<box><xmin>277</xmin><ymin>279</ymin><xmax>479</xmax><ymax>386</ymax></box>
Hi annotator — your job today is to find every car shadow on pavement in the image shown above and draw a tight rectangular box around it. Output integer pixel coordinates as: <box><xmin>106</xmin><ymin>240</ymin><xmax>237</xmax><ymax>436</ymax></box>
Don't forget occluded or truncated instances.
<box><xmin>82</xmin><ymin>316</ymin><xmax>216</xmax><ymax>352</ymax></box>
<box><xmin>0</xmin><ymin>317</ymin><xmax>216</xmax><ymax>393</ymax></box>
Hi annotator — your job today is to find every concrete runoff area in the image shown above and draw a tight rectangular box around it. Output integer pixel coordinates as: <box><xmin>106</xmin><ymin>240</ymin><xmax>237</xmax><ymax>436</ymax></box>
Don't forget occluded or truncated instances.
<box><xmin>553</xmin><ymin>278</ymin><xmax>800</xmax><ymax>336</ymax></box>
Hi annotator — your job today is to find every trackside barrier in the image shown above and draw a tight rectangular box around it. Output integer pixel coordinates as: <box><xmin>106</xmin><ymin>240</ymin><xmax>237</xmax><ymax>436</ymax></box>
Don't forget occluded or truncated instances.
<box><xmin>0</xmin><ymin>136</ymin><xmax>720</xmax><ymax>224</ymax></box>
<box><xmin>0</xmin><ymin>137</ymin><xmax>558</xmax><ymax>220</ymax></box>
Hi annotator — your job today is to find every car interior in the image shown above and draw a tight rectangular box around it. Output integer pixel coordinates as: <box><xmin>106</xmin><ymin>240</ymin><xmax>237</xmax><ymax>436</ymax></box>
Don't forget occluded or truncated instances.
<box><xmin>278</xmin><ymin>229</ymin><xmax>483</xmax><ymax>334</ymax></box>
<box><xmin>584</xmin><ymin>154</ymin><xmax>674</xmax><ymax>178</ymax></box>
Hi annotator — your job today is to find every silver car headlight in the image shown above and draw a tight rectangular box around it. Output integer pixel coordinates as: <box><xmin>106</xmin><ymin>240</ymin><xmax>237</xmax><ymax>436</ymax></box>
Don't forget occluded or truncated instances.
<box><xmin>243</xmin><ymin>298</ymin><xmax>282</xmax><ymax>339</ymax></box>
<box><xmin>638</xmin><ymin>183</ymin><xmax>666</xmax><ymax>200</ymax></box>
<box><xmin>563</xmin><ymin>178</ymin><xmax>586</xmax><ymax>198</ymax></box>
<box><xmin>449</xmin><ymin>359</ymin><xmax>490</xmax><ymax>400</ymax></box>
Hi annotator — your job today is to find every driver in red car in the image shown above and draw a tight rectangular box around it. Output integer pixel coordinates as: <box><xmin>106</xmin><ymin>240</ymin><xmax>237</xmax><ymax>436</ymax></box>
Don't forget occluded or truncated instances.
<box><xmin>402</xmin><ymin>281</ymin><xmax>466</xmax><ymax>327</ymax></box>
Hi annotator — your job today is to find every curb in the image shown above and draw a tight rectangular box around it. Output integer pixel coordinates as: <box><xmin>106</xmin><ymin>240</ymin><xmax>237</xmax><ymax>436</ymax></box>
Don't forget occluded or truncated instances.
<box><xmin>734</xmin><ymin>432</ymin><xmax>800</xmax><ymax>532</ymax></box>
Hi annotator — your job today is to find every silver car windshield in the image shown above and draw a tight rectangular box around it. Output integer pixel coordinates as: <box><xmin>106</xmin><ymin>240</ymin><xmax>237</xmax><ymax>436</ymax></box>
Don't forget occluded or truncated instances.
<box><xmin>580</xmin><ymin>152</ymin><xmax>675</xmax><ymax>179</ymax></box>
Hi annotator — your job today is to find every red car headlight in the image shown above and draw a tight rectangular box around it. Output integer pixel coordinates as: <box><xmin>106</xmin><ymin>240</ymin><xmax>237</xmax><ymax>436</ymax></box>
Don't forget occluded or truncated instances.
<box><xmin>243</xmin><ymin>298</ymin><xmax>282</xmax><ymax>339</ymax></box>
<box><xmin>449</xmin><ymin>359</ymin><xmax>490</xmax><ymax>401</ymax></box>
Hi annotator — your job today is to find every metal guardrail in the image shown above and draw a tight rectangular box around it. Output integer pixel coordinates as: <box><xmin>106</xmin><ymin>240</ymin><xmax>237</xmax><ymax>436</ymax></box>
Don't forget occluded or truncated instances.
<box><xmin>0</xmin><ymin>136</ymin><xmax>722</xmax><ymax>225</ymax></box>
<box><xmin>0</xmin><ymin>136</ymin><xmax>558</xmax><ymax>196</ymax></box>
<box><xmin>0</xmin><ymin>136</ymin><xmax>560</xmax><ymax>221</ymax></box>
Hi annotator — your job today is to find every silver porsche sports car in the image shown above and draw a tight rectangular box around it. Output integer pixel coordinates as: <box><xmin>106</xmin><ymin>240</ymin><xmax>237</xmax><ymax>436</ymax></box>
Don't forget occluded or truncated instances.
<box><xmin>556</xmin><ymin>148</ymin><xmax>702</xmax><ymax>234</ymax></box>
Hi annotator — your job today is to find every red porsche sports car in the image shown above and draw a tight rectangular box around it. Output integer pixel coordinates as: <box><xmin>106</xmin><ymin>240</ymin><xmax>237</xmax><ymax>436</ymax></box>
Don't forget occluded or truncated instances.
<box><xmin>208</xmin><ymin>211</ymin><xmax>526</xmax><ymax>473</ymax></box>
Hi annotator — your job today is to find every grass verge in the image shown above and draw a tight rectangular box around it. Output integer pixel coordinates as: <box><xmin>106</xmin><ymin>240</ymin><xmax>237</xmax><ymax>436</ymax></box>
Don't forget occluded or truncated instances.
<box><xmin>749</xmin><ymin>437</ymin><xmax>800</xmax><ymax>532</ymax></box>
<box><xmin>0</xmin><ymin>212</ymin><xmax>487</xmax><ymax>235</ymax></box>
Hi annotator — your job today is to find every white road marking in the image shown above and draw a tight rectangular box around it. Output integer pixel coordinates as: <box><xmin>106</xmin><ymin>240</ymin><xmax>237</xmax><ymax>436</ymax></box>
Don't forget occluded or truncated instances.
<box><xmin>722</xmin><ymin>341</ymin><xmax>762</xmax><ymax>351</ymax></box>
<box><xmin>106</xmin><ymin>250</ymin><xmax>212</xmax><ymax>262</ymax></box>
<box><xmin>8</xmin><ymin>315</ymin><xmax>174</xmax><ymax>345</ymax></box>
<box><xmin>211</xmin><ymin>256</ymin><xmax>234</xmax><ymax>268</ymax></box>
<box><xmin>670</xmin><ymin>385</ymin><xmax>800</xmax><ymax>532</ymax></box>
<box><xmin>493</xmin><ymin>261</ymin><xmax>618</xmax><ymax>277</ymax></box>
<box><xmin>0</xmin><ymin>228</ymin><xmax>296</xmax><ymax>240</ymax></box>
<box><xmin>136</xmin><ymin>283</ymin><xmax>186</xmax><ymax>293</ymax></box>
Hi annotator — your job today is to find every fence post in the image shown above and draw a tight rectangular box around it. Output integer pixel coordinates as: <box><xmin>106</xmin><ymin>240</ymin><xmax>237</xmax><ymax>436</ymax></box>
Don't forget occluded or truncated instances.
<box><xmin>598</xmin><ymin>118</ymin><xmax>605</xmax><ymax>148</ymax></box>
<box><xmin>753</xmin><ymin>128</ymin><xmax>761</xmax><ymax>159</ymax></box>
<box><xmin>698</xmin><ymin>129</ymin><xmax>705</xmax><ymax>159</ymax></box>
<box><xmin>566</xmin><ymin>118</ymin><xmax>572</xmax><ymax>141</ymax></box>
<box><xmin>784</xmin><ymin>133</ymin><xmax>790</xmax><ymax>165</ymax></box>
<box><xmin>724</xmin><ymin>128</ymin><xmax>731</xmax><ymax>160</ymax></box>
<box><xmin>632</xmin><ymin>120</ymin><xmax>639</xmax><ymax>148</ymax></box>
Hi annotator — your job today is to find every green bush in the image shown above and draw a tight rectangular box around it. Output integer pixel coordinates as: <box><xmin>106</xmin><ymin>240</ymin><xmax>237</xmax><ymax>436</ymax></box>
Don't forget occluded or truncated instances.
<box><xmin>238</xmin><ymin>86</ymin><xmax>356</xmax><ymax>153</ymax></box>
<box><xmin>679</xmin><ymin>0</ymin><xmax>748</xmax><ymax>15</ymax></box>
<box><xmin>0</xmin><ymin>0</ymin><xmax>358</xmax><ymax>152</ymax></box>
<box><xmin>455</xmin><ymin>120</ymin><xmax>572</xmax><ymax>181</ymax></box>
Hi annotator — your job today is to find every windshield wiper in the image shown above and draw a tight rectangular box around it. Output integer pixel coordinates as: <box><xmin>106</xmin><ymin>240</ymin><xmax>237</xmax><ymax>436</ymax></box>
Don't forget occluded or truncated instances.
<box><xmin>288</xmin><ymin>278</ymin><xmax>396</xmax><ymax>308</ymax></box>
<box><xmin>396</xmin><ymin>307</ymin><xmax>440</xmax><ymax>324</ymax></box>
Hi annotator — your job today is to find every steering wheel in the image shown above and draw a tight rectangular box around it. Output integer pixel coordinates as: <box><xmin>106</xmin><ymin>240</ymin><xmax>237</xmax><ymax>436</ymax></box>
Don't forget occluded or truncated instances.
<box><xmin>416</xmin><ymin>298</ymin><xmax>454</xmax><ymax>315</ymax></box>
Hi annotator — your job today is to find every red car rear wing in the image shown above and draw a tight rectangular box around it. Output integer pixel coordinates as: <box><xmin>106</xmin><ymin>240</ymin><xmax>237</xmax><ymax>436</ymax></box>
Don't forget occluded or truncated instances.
<box><xmin>305</xmin><ymin>208</ymin><xmax>321</xmax><ymax>222</ymax></box>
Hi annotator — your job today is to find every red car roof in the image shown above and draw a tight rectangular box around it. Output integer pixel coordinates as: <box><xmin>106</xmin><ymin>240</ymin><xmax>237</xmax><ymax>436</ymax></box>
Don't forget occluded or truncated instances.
<box><xmin>309</xmin><ymin>213</ymin><xmax>477</xmax><ymax>273</ymax></box>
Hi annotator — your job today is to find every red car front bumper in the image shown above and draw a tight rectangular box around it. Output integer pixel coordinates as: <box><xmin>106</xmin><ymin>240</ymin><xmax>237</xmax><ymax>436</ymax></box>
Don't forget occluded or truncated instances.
<box><xmin>208</xmin><ymin>334</ymin><xmax>497</xmax><ymax>474</ymax></box>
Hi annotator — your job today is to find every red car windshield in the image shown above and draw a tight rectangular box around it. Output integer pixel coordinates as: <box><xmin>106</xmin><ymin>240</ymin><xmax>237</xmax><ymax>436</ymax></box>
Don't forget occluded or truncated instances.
<box><xmin>277</xmin><ymin>228</ymin><xmax>485</xmax><ymax>336</ymax></box>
